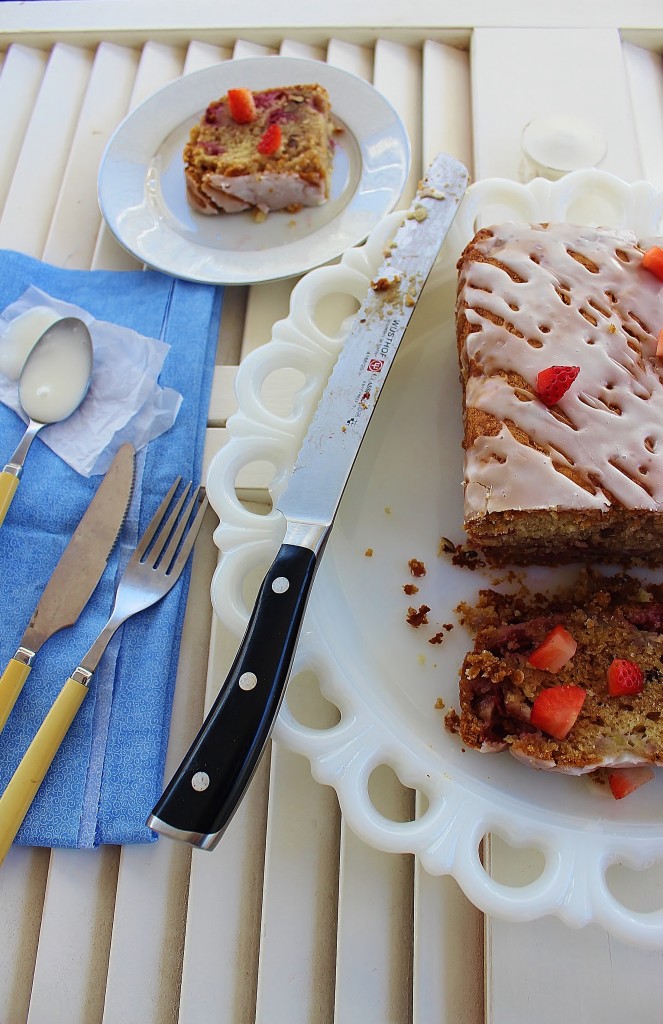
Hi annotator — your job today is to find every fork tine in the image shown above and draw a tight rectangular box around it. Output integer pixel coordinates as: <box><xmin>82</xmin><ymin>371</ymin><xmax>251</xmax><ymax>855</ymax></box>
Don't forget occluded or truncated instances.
<box><xmin>164</xmin><ymin>487</ymin><xmax>208</xmax><ymax>578</ymax></box>
<box><xmin>159</xmin><ymin>484</ymin><xmax>203</xmax><ymax>574</ymax></box>
<box><xmin>145</xmin><ymin>482</ymin><xmax>192</xmax><ymax>567</ymax></box>
<box><xmin>132</xmin><ymin>476</ymin><xmax>181</xmax><ymax>562</ymax></box>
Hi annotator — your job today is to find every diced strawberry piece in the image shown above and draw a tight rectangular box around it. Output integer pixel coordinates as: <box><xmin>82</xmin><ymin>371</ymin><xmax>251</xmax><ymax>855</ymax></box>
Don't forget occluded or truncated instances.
<box><xmin>536</xmin><ymin>365</ymin><xmax>580</xmax><ymax>406</ymax></box>
<box><xmin>608</xmin><ymin>766</ymin><xmax>655</xmax><ymax>800</ymax></box>
<box><xmin>529</xmin><ymin>685</ymin><xmax>586</xmax><ymax>740</ymax></box>
<box><xmin>527</xmin><ymin>625</ymin><xmax>577</xmax><ymax>673</ymax></box>
<box><xmin>607</xmin><ymin>658</ymin><xmax>644</xmax><ymax>697</ymax></box>
<box><xmin>257</xmin><ymin>123</ymin><xmax>282</xmax><ymax>155</ymax></box>
<box><xmin>642</xmin><ymin>246</ymin><xmax>663</xmax><ymax>282</ymax></box>
<box><xmin>227</xmin><ymin>88</ymin><xmax>256</xmax><ymax>124</ymax></box>
<box><xmin>657</xmin><ymin>329</ymin><xmax>663</xmax><ymax>358</ymax></box>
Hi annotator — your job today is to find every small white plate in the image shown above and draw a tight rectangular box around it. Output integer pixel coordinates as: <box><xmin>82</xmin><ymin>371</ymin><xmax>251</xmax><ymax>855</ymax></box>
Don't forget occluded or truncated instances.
<box><xmin>98</xmin><ymin>57</ymin><xmax>410</xmax><ymax>285</ymax></box>
<box><xmin>206</xmin><ymin>169</ymin><xmax>663</xmax><ymax>948</ymax></box>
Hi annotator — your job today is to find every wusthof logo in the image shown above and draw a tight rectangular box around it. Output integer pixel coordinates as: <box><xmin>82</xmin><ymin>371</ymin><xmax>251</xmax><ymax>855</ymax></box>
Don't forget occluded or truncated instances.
<box><xmin>367</xmin><ymin>358</ymin><xmax>384</xmax><ymax>372</ymax></box>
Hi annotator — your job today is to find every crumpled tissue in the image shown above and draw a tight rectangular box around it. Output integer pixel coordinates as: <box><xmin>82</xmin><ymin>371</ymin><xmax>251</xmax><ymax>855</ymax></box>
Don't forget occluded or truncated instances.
<box><xmin>0</xmin><ymin>285</ymin><xmax>182</xmax><ymax>476</ymax></box>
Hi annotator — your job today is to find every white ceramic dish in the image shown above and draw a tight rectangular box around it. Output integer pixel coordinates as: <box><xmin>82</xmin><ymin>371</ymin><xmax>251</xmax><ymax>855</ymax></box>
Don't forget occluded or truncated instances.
<box><xmin>97</xmin><ymin>57</ymin><xmax>410</xmax><ymax>285</ymax></box>
<box><xmin>207</xmin><ymin>169</ymin><xmax>663</xmax><ymax>948</ymax></box>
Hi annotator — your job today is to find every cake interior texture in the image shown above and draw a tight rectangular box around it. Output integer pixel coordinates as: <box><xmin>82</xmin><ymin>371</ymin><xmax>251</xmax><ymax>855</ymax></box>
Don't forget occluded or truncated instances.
<box><xmin>184</xmin><ymin>83</ymin><xmax>335</xmax><ymax>215</ymax></box>
<box><xmin>456</xmin><ymin>222</ymin><xmax>663</xmax><ymax>566</ymax></box>
<box><xmin>447</xmin><ymin>570</ymin><xmax>663</xmax><ymax>773</ymax></box>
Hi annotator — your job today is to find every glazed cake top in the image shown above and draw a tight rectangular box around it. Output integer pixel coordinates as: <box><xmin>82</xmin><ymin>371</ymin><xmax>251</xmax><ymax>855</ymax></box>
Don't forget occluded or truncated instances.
<box><xmin>458</xmin><ymin>222</ymin><xmax>663</xmax><ymax>517</ymax></box>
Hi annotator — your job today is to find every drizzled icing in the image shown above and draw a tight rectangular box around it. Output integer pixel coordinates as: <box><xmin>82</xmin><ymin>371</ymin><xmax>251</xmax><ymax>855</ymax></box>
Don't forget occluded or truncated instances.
<box><xmin>458</xmin><ymin>223</ymin><xmax>663</xmax><ymax>518</ymax></box>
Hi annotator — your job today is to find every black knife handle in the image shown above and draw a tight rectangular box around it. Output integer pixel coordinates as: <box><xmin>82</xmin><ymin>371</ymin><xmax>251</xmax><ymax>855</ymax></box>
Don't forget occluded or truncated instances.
<box><xmin>148</xmin><ymin>543</ymin><xmax>318</xmax><ymax>847</ymax></box>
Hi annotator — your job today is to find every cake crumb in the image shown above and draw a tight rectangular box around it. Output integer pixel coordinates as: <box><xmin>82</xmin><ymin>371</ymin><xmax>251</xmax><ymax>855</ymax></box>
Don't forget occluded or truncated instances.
<box><xmin>406</xmin><ymin>204</ymin><xmax>428</xmax><ymax>222</ymax></box>
<box><xmin>429</xmin><ymin>632</ymin><xmax>445</xmax><ymax>645</ymax></box>
<box><xmin>408</xmin><ymin>558</ymin><xmax>426</xmax><ymax>577</ymax></box>
<box><xmin>444</xmin><ymin>708</ymin><xmax>460</xmax><ymax>733</ymax></box>
<box><xmin>451</xmin><ymin>545</ymin><xmax>485</xmax><ymax>571</ymax></box>
<box><xmin>403</xmin><ymin>583</ymin><xmax>419</xmax><ymax>596</ymax></box>
<box><xmin>364</xmin><ymin>548</ymin><xmax>373</xmax><ymax>557</ymax></box>
<box><xmin>371</xmin><ymin>273</ymin><xmax>401</xmax><ymax>291</ymax></box>
<box><xmin>419</xmin><ymin>186</ymin><xmax>446</xmax><ymax>201</ymax></box>
<box><xmin>435</xmin><ymin>697</ymin><xmax>446</xmax><ymax>710</ymax></box>
<box><xmin>406</xmin><ymin>604</ymin><xmax>430</xmax><ymax>628</ymax></box>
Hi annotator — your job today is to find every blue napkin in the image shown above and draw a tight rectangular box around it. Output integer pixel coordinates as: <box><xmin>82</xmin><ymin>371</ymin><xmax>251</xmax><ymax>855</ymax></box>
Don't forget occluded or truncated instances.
<box><xmin>0</xmin><ymin>250</ymin><xmax>223</xmax><ymax>848</ymax></box>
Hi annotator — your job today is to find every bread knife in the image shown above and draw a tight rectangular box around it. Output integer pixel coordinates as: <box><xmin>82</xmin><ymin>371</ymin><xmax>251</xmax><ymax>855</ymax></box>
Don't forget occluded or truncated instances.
<box><xmin>0</xmin><ymin>442</ymin><xmax>135</xmax><ymax>733</ymax></box>
<box><xmin>148</xmin><ymin>152</ymin><xmax>469</xmax><ymax>850</ymax></box>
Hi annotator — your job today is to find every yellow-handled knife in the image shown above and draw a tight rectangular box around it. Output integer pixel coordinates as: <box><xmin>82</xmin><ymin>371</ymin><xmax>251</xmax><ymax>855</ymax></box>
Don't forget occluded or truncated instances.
<box><xmin>0</xmin><ymin>442</ymin><xmax>135</xmax><ymax>733</ymax></box>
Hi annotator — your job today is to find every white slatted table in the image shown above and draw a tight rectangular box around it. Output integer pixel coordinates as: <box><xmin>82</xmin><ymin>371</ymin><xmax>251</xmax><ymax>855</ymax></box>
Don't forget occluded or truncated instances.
<box><xmin>0</xmin><ymin>4</ymin><xmax>662</xmax><ymax>1022</ymax></box>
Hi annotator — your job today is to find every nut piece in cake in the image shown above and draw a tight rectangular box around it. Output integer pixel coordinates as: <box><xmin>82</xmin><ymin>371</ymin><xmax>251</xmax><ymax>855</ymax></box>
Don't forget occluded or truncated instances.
<box><xmin>184</xmin><ymin>84</ymin><xmax>335</xmax><ymax>216</ymax></box>
<box><xmin>456</xmin><ymin>222</ymin><xmax>663</xmax><ymax>566</ymax></box>
<box><xmin>448</xmin><ymin>570</ymin><xmax>663</xmax><ymax>776</ymax></box>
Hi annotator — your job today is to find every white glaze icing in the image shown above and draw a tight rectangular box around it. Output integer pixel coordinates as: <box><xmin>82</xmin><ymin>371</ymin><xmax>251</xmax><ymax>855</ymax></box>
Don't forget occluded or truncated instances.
<box><xmin>207</xmin><ymin>171</ymin><xmax>326</xmax><ymax>212</ymax></box>
<box><xmin>459</xmin><ymin>223</ymin><xmax>663</xmax><ymax>518</ymax></box>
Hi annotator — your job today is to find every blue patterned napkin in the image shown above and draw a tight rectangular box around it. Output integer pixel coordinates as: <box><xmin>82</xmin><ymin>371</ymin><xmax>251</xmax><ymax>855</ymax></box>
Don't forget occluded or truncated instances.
<box><xmin>0</xmin><ymin>250</ymin><xmax>222</xmax><ymax>848</ymax></box>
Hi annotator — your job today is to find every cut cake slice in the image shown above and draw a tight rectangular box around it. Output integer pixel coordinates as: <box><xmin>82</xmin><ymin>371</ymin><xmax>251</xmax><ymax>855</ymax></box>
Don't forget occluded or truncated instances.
<box><xmin>446</xmin><ymin>570</ymin><xmax>663</xmax><ymax>773</ymax></box>
<box><xmin>184</xmin><ymin>83</ymin><xmax>335</xmax><ymax>215</ymax></box>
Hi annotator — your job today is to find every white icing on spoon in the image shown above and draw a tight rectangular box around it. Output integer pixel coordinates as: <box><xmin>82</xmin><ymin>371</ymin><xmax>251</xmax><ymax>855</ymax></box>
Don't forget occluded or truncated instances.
<box><xmin>0</xmin><ymin>317</ymin><xmax>93</xmax><ymax>526</ymax></box>
<box><xmin>0</xmin><ymin>306</ymin><xmax>61</xmax><ymax>381</ymax></box>
<box><xmin>19</xmin><ymin>318</ymin><xmax>93</xmax><ymax>424</ymax></box>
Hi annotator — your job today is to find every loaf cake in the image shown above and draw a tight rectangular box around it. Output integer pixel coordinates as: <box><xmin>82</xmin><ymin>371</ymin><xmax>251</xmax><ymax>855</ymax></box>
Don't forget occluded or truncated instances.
<box><xmin>184</xmin><ymin>84</ymin><xmax>335</xmax><ymax>215</ymax></box>
<box><xmin>456</xmin><ymin>222</ymin><xmax>663</xmax><ymax>566</ymax></box>
<box><xmin>446</xmin><ymin>570</ymin><xmax>663</xmax><ymax>776</ymax></box>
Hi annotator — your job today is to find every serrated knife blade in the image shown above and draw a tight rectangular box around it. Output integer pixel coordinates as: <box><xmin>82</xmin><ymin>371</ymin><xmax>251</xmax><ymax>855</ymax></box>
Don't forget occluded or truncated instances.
<box><xmin>148</xmin><ymin>152</ymin><xmax>469</xmax><ymax>850</ymax></box>
<box><xmin>0</xmin><ymin>442</ymin><xmax>135</xmax><ymax>732</ymax></box>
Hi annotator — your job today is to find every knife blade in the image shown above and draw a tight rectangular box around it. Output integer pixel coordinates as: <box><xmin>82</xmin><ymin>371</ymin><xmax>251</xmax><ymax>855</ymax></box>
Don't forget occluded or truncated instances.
<box><xmin>148</xmin><ymin>152</ymin><xmax>469</xmax><ymax>850</ymax></box>
<box><xmin>0</xmin><ymin>441</ymin><xmax>135</xmax><ymax>733</ymax></box>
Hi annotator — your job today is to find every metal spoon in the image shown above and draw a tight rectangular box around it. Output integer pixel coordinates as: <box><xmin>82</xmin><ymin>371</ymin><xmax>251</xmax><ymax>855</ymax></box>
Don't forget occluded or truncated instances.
<box><xmin>0</xmin><ymin>317</ymin><xmax>93</xmax><ymax>526</ymax></box>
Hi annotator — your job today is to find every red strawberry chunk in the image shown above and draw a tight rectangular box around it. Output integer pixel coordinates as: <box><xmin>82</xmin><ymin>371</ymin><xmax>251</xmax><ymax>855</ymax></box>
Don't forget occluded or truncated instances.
<box><xmin>529</xmin><ymin>685</ymin><xmax>586</xmax><ymax>740</ymax></box>
<box><xmin>536</xmin><ymin>365</ymin><xmax>580</xmax><ymax>406</ymax></box>
<box><xmin>527</xmin><ymin>625</ymin><xmax>577</xmax><ymax>673</ymax></box>
<box><xmin>607</xmin><ymin>658</ymin><xmax>644</xmax><ymax>697</ymax></box>
<box><xmin>608</xmin><ymin>766</ymin><xmax>655</xmax><ymax>800</ymax></box>
<box><xmin>257</xmin><ymin>123</ymin><xmax>282</xmax><ymax>155</ymax></box>
<box><xmin>657</xmin><ymin>329</ymin><xmax>663</xmax><ymax>359</ymax></box>
<box><xmin>227</xmin><ymin>88</ymin><xmax>256</xmax><ymax>124</ymax></box>
<box><xmin>642</xmin><ymin>245</ymin><xmax>663</xmax><ymax>283</ymax></box>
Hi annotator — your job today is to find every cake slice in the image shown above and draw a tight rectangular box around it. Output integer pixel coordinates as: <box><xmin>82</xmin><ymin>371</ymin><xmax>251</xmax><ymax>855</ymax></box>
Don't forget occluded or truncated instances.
<box><xmin>446</xmin><ymin>570</ymin><xmax>663</xmax><ymax>773</ymax></box>
<box><xmin>456</xmin><ymin>222</ymin><xmax>663</xmax><ymax>566</ymax></box>
<box><xmin>184</xmin><ymin>84</ymin><xmax>335</xmax><ymax>215</ymax></box>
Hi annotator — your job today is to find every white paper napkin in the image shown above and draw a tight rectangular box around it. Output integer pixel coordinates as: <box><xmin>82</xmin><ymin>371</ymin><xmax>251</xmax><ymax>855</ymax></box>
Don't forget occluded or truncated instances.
<box><xmin>0</xmin><ymin>286</ymin><xmax>182</xmax><ymax>476</ymax></box>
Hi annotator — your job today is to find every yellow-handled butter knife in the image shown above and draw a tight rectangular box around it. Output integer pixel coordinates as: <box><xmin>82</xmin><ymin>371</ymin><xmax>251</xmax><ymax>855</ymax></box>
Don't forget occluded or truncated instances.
<box><xmin>0</xmin><ymin>442</ymin><xmax>135</xmax><ymax>733</ymax></box>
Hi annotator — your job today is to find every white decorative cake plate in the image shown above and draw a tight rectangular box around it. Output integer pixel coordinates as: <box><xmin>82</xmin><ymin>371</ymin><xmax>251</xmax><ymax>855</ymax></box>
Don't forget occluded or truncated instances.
<box><xmin>207</xmin><ymin>169</ymin><xmax>663</xmax><ymax>949</ymax></box>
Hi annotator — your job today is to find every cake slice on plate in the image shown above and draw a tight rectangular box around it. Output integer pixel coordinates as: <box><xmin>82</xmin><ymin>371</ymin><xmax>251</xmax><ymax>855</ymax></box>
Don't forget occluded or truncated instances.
<box><xmin>184</xmin><ymin>83</ymin><xmax>335</xmax><ymax>216</ymax></box>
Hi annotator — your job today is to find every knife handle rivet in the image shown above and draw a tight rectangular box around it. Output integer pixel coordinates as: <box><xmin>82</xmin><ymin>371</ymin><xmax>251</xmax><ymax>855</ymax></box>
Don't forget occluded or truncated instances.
<box><xmin>239</xmin><ymin>671</ymin><xmax>257</xmax><ymax>691</ymax></box>
<box><xmin>272</xmin><ymin>576</ymin><xmax>290</xmax><ymax>594</ymax></box>
<box><xmin>191</xmin><ymin>771</ymin><xmax>210</xmax><ymax>792</ymax></box>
